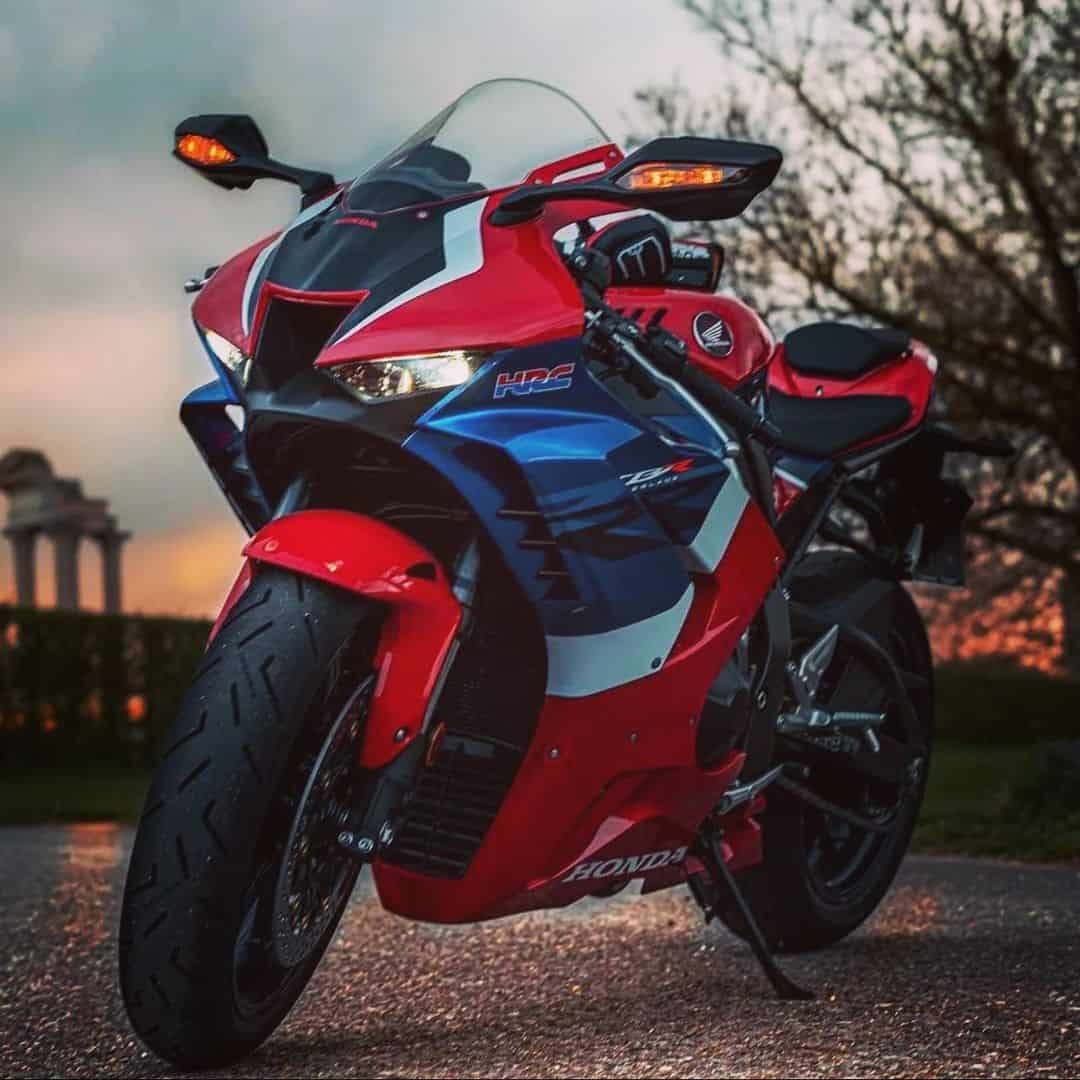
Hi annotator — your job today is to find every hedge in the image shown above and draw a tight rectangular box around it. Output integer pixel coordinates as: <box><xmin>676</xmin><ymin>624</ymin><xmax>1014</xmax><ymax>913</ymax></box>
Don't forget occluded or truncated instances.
<box><xmin>935</xmin><ymin>662</ymin><xmax>1080</xmax><ymax>744</ymax></box>
<box><xmin>0</xmin><ymin>606</ymin><xmax>211</xmax><ymax>768</ymax></box>
<box><xmin>1</xmin><ymin>605</ymin><xmax>1075</xmax><ymax>767</ymax></box>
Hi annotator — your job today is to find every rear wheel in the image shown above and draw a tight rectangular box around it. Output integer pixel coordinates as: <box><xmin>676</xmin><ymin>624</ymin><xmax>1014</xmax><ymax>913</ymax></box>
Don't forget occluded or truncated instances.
<box><xmin>118</xmin><ymin>567</ymin><xmax>381</xmax><ymax>1067</ymax></box>
<box><xmin>717</xmin><ymin>553</ymin><xmax>934</xmax><ymax>953</ymax></box>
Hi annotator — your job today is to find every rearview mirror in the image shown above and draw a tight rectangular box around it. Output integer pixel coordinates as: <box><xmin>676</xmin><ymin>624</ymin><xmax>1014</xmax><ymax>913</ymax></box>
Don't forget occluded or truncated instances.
<box><xmin>173</xmin><ymin>114</ymin><xmax>335</xmax><ymax>200</ymax></box>
<box><xmin>491</xmin><ymin>136</ymin><xmax>782</xmax><ymax>226</ymax></box>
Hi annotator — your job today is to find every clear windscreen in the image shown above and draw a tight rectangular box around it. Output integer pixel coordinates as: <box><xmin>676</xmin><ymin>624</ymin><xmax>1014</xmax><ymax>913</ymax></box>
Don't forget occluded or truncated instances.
<box><xmin>346</xmin><ymin>79</ymin><xmax>611</xmax><ymax>214</ymax></box>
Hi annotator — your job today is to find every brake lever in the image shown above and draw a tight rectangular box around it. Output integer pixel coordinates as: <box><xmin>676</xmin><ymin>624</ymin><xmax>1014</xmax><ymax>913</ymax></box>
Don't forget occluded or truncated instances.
<box><xmin>617</xmin><ymin>351</ymin><xmax>660</xmax><ymax>399</ymax></box>
<box><xmin>644</xmin><ymin>324</ymin><xmax>690</xmax><ymax>374</ymax></box>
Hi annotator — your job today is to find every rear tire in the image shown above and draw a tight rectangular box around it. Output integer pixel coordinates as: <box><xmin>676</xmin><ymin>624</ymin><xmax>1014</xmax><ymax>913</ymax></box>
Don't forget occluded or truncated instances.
<box><xmin>118</xmin><ymin>567</ymin><xmax>381</xmax><ymax>1067</ymax></box>
<box><xmin>717</xmin><ymin>554</ymin><xmax>934</xmax><ymax>953</ymax></box>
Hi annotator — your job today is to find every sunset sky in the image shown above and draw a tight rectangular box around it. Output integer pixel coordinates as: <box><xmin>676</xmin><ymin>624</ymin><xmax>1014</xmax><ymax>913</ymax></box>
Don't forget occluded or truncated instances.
<box><xmin>2</xmin><ymin>1</ymin><xmax>731</xmax><ymax>616</ymax></box>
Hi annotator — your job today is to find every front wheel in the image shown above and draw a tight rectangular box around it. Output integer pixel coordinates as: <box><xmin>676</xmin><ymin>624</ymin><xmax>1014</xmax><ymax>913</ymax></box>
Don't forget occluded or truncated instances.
<box><xmin>717</xmin><ymin>553</ymin><xmax>935</xmax><ymax>953</ymax></box>
<box><xmin>118</xmin><ymin>567</ymin><xmax>382</xmax><ymax>1068</ymax></box>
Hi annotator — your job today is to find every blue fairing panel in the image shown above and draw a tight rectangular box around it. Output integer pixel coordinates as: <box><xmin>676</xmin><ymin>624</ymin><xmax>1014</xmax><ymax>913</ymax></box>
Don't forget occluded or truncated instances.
<box><xmin>181</xmin><ymin>379</ymin><xmax>270</xmax><ymax>534</ymax></box>
<box><xmin>405</xmin><ymin>337</ymin><xmax>736</xmax><ymax>642</ymax></box>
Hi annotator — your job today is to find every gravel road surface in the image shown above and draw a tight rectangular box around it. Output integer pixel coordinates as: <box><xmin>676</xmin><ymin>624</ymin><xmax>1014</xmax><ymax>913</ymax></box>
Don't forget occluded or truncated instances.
<box><xmin>0</xmin><ymin>824</ymin><xmax>1077</xmax><ymax>1078</ymax></box>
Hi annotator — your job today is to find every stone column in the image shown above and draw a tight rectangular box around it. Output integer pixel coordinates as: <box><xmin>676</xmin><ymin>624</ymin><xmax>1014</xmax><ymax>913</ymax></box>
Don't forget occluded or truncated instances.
<box><xmin>52</xmin><ymin>529</ymin><xmax>80</xmax><ymax>611</ymax></box>
<box><xmin>5</xmin><ymin>529</ymin><xmax>38</xmax><ymax>607</ymax></box>
<box><xmin>99</xmin><ymin>531</ymin><xmax>128</xmax><ymax>615</ymax></box>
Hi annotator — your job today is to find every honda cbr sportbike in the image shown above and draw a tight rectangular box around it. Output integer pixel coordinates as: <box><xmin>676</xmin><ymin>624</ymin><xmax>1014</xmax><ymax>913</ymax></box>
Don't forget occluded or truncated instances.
<box><xmin>118</xmin><ymin>79</ymin><xmax>1011</xmax><ymax>1067</ymax></box>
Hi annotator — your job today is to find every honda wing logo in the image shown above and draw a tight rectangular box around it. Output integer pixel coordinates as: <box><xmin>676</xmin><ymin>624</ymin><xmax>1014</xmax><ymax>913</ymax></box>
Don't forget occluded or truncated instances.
<box><xmin>562</xmin><ymin>846</ymin><xmax>688</xmax><ymax>882</ymax></box>
<box><xmin>494</xmin><ymin>363</ymin><xmax>576</xmax><ymax>400</ymax></box>
<box><xmin>692</xmin><ymin>311</ymin><xmax>735</xmax><ymax>358</ymax></box>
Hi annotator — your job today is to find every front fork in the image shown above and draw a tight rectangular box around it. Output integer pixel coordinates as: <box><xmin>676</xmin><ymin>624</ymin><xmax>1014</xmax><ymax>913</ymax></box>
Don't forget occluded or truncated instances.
<box><xmin>210</xmin><ymin>498</ymin><xmax>474</xmax><ymax>866</ymax></box>
<box><xmin>336</xmin><ymin>537</ymin><xmax>481</xmax><ymax>863</ymax></box>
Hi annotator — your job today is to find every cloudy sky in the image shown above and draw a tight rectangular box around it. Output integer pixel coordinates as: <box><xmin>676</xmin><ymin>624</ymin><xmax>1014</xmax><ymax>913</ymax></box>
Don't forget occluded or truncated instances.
<box><xmin>1</xmin><ymin>0</ymin><xmax>732</xmax><ymax>616</ymax></box>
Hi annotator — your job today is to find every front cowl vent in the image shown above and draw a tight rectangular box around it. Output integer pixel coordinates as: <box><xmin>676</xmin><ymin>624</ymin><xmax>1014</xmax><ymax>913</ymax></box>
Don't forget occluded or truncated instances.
<box><xmin>250</xmin><ymin>299</ymin><xmax>352</xmax><ymax>391</ymax></box>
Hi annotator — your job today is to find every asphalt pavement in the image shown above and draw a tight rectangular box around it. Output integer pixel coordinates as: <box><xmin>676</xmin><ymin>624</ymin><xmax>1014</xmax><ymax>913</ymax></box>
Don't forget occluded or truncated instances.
<box><xmin>0</xmin><ymin>824</ymin><xmax>1077</xmax><ymax>1079</ymax></box>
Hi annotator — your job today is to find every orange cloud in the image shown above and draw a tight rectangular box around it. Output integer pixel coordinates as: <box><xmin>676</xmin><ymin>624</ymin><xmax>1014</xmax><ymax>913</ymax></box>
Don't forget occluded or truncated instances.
<box><xmin>121</xmin><ymin>517</ymin><xmax>248</xmax><ymax>617</ymax></box>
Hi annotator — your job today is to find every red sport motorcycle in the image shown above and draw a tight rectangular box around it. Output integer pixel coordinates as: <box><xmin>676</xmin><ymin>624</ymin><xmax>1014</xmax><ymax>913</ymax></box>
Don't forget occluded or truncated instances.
<box><xmin>119</xmin><ymin>79</ymin><xmax>1010</xmax><ymax>1067</ymax></box>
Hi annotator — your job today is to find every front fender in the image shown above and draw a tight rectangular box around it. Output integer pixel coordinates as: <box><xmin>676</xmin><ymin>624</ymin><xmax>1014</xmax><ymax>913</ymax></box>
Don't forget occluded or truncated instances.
<box><xmin>237</xmin><ymin>510</ymin><xmax>462</xmax><ymax>768</ymax></box>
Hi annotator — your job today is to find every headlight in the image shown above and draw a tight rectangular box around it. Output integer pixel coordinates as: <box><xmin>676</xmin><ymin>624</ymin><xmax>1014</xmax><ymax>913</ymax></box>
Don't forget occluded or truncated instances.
<box><xmin>326</xmin><ymin>350</ymin><xmax>485</xmax><ymax>402</ymax></box>
<box><xmin>201</xmin><ymin>328</ymin><xmax>252</xmax><ymax>386</ymax></box>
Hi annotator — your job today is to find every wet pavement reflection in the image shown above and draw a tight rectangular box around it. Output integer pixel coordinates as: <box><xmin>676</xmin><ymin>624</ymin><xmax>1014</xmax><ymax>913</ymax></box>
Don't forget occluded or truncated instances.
<box><xmin>0</xmin><ymin>826</ymin><xmax>1077</xmax><ymax>1078</ymax></box>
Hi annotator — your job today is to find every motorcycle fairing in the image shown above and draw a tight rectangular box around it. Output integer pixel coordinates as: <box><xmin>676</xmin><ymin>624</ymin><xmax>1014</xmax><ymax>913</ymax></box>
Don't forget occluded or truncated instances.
<box><xmin>179</xmin><ymin>89</ymin><xmax>793</xmax><ymax>927</ymax></box>
<box><xmin>192</xmin><ymin>173</ymin><xmax>608</xmax><ymax>369</ymax></box>
<box><xmin>244</xmin><ymin>195</ymin><xmax>486</xmax><ymax>344</ymax></box>
<box><xmin>237</xmin><ymin>189</ymin><xmax>345</xmax><ymax>340</ymax></box>
<box><xmin>191</xmin><ymin>232</ymin><xmax>280</xmax><ymax>358</ymax></box>
<box><xmin>316</xmin><ymin>198</ymin><xmax>589</xmax><ymax>363</ymax></box>
<box><xmin>405</xmin><ymin>336</ymin><xmax>754</xmax><ymax>656</ymax></box>
<box><xmin>372</xmin><ymin>494</ymin><xmax>782</xmax><ymax>923</ymax></box>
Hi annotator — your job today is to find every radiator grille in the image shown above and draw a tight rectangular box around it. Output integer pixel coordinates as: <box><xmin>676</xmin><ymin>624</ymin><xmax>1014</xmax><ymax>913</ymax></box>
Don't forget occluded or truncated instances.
<box><xmin>384</xmin><ymin>555</ymin><xmax>545</xmax><ymax>879</ymax></box>
<box><xmin>389</xmin><ymin>733</ymin><xmax>521</xmax><ymax>877</ymax></box>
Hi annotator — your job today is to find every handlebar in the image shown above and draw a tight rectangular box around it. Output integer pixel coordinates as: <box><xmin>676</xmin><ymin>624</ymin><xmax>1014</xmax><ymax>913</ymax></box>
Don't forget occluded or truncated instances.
<box><xmin>568</xmin><ymin>245</ymin><xmax>1016</xmax><ymax>468</ymax></box>
<box><xmin>574</xmin><ymin>244</ymin><xmax>812</xmax><ymax>447</ymax></box>
<box><xmin>573</xmin><ymin>246</ymin><xmax>814</xmax><ymax>456</ymax></box>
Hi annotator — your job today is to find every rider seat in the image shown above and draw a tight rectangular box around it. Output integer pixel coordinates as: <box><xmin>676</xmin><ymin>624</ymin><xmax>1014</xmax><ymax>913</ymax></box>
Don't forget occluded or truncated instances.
<box><xmin>783</xmin><ymin>322</ymin><xmax>910</xmax><ymax>380</ymax></box>
<box><xmin>766</xmin><ymin>390</ymin><xmax>913</xmax><ymax>458</ymax></box>
<box><xmin>768</xmin><ymin>320</ymin><xmax>915</xmax><ymax>456</ymax></box>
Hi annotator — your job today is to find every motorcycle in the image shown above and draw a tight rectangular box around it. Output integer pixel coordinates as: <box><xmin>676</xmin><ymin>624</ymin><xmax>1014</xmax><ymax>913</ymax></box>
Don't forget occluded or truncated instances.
<box><xmin>118</xmin><ymin>78</ymin><xmax>1011</xmax><ymax>1067</ymax></box>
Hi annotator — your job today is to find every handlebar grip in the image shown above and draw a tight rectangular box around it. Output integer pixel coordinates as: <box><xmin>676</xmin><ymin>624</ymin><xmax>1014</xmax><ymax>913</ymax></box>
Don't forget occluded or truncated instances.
<box><xmin>607</xmin><ymin>308</ymin><xmax>821</xmax><ymax>454</ymax></box>
<box><xmin>624</xmin><ymin>363</ymin><xmax>659</xmax><ymax>399</ymax></box>
<box><xmin>677</xmin><ymin>364</ymin><xmax>779</xmax><ymax>440</ymax></box>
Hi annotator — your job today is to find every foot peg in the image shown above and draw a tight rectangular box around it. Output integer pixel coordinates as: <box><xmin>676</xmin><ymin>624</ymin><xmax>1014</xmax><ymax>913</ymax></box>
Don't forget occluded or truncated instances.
<box><xmin>692</xmin><ymin>824</ymin><xmax>814</xmax><ymax>1002</ymax></box>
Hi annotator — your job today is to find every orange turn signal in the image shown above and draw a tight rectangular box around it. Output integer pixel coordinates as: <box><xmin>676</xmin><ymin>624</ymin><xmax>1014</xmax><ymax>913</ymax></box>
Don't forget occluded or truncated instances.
<box><xmin>176</xmin><ymin>134</ymin><xmax>237</xmax><ymax>166</ymax></box>
<box><xmin>616</xmin><ymin>163</ymin><xmax>741</xmax><ymax>191</ymax></box>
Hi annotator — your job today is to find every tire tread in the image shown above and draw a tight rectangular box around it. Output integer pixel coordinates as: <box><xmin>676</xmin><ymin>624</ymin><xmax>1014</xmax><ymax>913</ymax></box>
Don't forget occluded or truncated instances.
<box><xmin>119</xmin><ymin>567</ymin><xmax>376</xmax><ymax>1067</ymax></box>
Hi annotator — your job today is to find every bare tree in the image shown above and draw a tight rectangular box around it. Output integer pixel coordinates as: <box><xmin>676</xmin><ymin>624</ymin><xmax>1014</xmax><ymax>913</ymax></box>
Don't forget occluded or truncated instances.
<box><xmin>635</xmin><ymin>0</ymin><xmax>1080</xmax><ymax>671</ymax></box>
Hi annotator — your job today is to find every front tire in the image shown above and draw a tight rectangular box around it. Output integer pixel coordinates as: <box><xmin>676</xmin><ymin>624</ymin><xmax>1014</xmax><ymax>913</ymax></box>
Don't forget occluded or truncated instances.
<box><xmin>118</xmin><ymin>567</ymin><xmax>381</xmax><ymax>1068</ymax></box>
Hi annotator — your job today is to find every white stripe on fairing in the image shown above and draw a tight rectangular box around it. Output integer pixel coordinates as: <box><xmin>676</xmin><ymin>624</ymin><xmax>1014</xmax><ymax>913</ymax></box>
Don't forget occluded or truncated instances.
<box><xmin>240</xmin><ymin>191</ymin><xmax>340</xmax><ymax>336</ymax></box>
<box><xmin>774</xmin><ymin>466</ymin><xmax>808</xmax><ymax>490</ymax></box>
<box><xmin>619</xmin><ymin>338</ymin><xmax>741</xmax><ymax>456</ymax></box>
<box><xmin>681</xmin><ymin>476</ymin><xmax>750</xmax><ymax>574</ymax></box>
<box><xmin>241</xmin><ymin>240</ymin><xmax>279</xmax><ymax>336</ymax></box>
<box><xmin>330</xmin><ymin>198</ymin><xmax>486</xmax><ymax>347</ymax></box>
<box><xmin>545</xmin><ymin>584</ymin><xmax>694</xmax><ymax>697</ymax></box>
<box><xmin>608</xmin><ymin>336</ymin><xmax>753</xmax><ymax>573</ymax></box>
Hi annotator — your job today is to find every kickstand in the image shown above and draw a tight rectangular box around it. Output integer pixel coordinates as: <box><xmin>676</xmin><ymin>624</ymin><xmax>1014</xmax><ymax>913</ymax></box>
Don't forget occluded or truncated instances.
<box><xmin>694</xmin><ymin>826</ymin><xmax>815</xmax><ymax>1002</ymax></box>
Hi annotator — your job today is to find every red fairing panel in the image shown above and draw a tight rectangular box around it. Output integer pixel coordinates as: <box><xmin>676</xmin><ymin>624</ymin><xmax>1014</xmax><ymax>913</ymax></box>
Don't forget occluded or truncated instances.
<box><xmin>240</xmin><ymin>511</ymin><xmax>462</xmax><ymax>769</ymax></box>
<box><xmin>607</xmin><ymin>287</ymin><xmax>775</xmax><ymax>389</ymax></box>
<box><xmin>315</xmin><ymin>200</ymin><xmax>585</xmax><ymax>365</ymax></box>
<box><xmin>191</xmin><ymin>232</ymin><xmax>279</xmax><ymax>354</ymax></box>
<box><xmin>768</xmin><ymin>338</ymin><xmax>937</xmax><ymax>449</ymax></box>
<box><xmin>373</xmin><ymin>499</ymin><xmax>783</xmax><ymax>923</ymax></box>
<box><xmin>310</xmin><ymin>146</ymin><xmax>631</xmax><ymax>365</ymax></box>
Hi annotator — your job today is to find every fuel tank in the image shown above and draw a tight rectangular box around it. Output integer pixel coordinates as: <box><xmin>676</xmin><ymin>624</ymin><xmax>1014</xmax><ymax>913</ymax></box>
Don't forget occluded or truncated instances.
<box><xmin>605</xmin><ymin>286</ymin><xmax>774</xmax><ymax>389</ymax></box>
